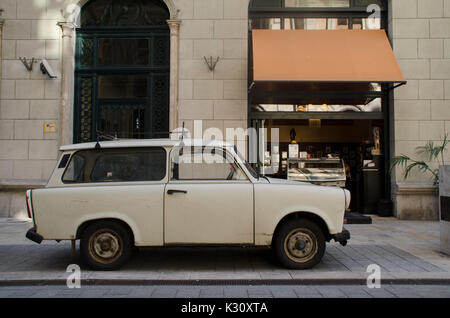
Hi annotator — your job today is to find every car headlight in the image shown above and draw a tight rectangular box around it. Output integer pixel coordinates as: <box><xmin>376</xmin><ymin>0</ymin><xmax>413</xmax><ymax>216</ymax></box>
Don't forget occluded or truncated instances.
<box><xmin>344</xmin><ymin>189</ymin><xmax>351</xmax><ymax>210</ymax></box>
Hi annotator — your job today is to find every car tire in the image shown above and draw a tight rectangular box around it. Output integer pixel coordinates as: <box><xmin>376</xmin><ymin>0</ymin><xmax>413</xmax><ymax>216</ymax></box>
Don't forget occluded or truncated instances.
<box><xmin>273</xmin><ymin>218</ymin><xmax>326</xmax><ymax>269</ymax></box>
<box><xmin>80</xmin><ymin>220</ymin><xmax>132</xmax><ymax>271</ymax></box>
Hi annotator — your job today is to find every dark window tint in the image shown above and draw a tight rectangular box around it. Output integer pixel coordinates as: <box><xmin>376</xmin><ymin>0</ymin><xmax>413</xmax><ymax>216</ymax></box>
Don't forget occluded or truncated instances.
<box><xmin>62</xmin><ymin>148</ymin><xmax>166</xmax><ymax>183</ymax></box>
<box><xmin>58</xmin><ymin>154</ymin><xmax>71</xmax><ymax>169</ymax></box>
<box><xmin>91</xmin><ymin>150</ymin><xmax>165</xmax><ymax>182</ymax></box>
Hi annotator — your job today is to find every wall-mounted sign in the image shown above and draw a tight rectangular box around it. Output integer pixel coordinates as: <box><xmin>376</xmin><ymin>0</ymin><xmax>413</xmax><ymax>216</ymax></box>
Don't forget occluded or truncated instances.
<box><xmin>44</xmin><ymin>122</ymin><xmax>57</xmax><ymax>133</ymax></box>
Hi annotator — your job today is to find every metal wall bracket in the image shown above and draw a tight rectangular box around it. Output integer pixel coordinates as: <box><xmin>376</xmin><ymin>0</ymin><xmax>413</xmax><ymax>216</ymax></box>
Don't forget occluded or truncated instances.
<box><xmin>19</xmin><ymin>57</ymin><xmax>37</xmax><ymax>72</ymax></box>
<box><xmin>203</xmin><ymin>56</ymin><xmax>220</xmax><ymax>71</ymax></box>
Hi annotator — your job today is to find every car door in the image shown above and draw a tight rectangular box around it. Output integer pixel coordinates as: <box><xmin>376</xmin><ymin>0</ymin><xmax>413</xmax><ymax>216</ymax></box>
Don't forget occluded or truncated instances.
<box><xmin>164</xmin><ymin>146</ymin><xmax>254</xmax><ymax>244</ymax></box>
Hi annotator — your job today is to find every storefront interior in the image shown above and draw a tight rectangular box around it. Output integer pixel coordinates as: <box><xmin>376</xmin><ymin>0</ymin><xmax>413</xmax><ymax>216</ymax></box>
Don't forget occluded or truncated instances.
<box><xmin>255</xmin><ymin>117</ymin><xmax>385</xmax><ymax>213</ymax></box>
<box><xmin>248</xmin><ymin>0</ymin><xmax>406</xmax><ymax>217</ymax></box>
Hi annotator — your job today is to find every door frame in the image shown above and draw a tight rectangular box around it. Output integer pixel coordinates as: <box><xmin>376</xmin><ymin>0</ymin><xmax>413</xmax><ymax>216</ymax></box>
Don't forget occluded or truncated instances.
<box><xmin>74</xmin><ymin>28</ymin><xmax>170</xmax><ymax>143</ymax></box>
<box><xmin>163</xmin><ymin>146</ymin><xmax>256</xmax><ymax>245</ymax></box>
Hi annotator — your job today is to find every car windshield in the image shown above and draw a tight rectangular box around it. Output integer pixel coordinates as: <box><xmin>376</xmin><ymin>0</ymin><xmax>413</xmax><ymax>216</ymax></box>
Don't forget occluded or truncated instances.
<box><xmin>234</xmin><ymin>146</ymin><xmax>259</xmax><ymax>179</ymax></box>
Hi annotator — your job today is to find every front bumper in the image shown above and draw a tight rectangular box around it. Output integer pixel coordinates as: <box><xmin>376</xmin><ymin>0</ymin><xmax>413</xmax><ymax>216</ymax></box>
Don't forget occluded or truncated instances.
<box><xmin>332</xmin><ymin>228</ymin><xmax>350</xmax><ymax>246</ymax></box>
<box><xmin>26</xmin><ymin>227</ymin><xmax>43</xmax><ymax>244</ymax></box>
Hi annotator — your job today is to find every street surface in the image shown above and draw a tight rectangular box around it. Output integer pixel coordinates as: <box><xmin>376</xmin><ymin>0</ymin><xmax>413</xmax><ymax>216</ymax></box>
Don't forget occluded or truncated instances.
<box><xmin>0</xmin><ymin>217</ymin><xmax>449</xmax><ymax>298</ymax></box>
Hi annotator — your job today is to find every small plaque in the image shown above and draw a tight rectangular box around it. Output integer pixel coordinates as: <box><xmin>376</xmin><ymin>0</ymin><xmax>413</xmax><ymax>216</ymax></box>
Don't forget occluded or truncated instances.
<box><xmin>44</xmin><ymin>122</ymin><xmax>57</xmax><ymax>133</ymax></box>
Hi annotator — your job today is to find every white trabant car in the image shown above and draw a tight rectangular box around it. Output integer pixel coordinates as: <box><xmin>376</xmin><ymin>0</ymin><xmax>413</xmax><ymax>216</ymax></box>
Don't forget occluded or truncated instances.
<box><xmin>25</xmin><ymin>139</ymin><xmax>350</xmax><ymax>270</ymax></box>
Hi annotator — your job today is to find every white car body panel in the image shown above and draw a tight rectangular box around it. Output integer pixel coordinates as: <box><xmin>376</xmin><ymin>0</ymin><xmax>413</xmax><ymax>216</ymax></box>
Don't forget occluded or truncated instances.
<box><xmin>32</xmin><ymin>183</ymin><xmax>165</xmax><ymax>246</ymax></box>
<box><xmin>254</xmin><ymin>182</ymin><xmax>345</xmax><ymax>245</ymax></box>
<box><xmin>164</xmin><ymin>182</ymin><xmax>254</xmax><ymax>244</ymax></box>
<box><xmin>29</xmin><ymin>139</ymin><xmax>348</xmax><ymax>247</ymax></box>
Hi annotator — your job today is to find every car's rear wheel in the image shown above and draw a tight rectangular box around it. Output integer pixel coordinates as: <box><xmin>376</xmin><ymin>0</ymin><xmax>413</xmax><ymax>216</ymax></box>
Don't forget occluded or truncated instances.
<box><xmin>273</xmin><ymin>218</ymin><xmax>325</xmax><ymax>269</ymax></box>
<box><xmin>80</xmin><ymin>220</ymin><xmax>132</xmax><ymax>270</ymax></box>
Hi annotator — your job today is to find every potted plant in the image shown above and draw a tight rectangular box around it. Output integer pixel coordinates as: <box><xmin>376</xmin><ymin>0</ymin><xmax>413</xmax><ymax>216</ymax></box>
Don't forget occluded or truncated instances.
<box><xmin>390</xmin><ymin>135</ymin><xmax>448</xmax><ymax>186</ymax></box>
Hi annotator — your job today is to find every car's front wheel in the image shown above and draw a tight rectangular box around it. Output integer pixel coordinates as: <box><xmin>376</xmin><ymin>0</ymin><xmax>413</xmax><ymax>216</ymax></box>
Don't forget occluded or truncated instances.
<box><xmin>80</xmin><ymin>220</ymin><xmax>132</xmax><ymax>270</ymax></box>
<box><xmin>273</xmin><ymin>218</ymin><xmax>326</xmax><ymax>269</ymax></box>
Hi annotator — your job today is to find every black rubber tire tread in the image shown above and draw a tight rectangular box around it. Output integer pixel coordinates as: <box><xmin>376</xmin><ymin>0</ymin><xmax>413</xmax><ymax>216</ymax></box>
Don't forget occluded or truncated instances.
<box><xmin>273</xmin><ymin>218</ymin><xmax>326</xmax><ymax>269</ymax></box>
<box><xmin>80</xmin><ymin>220</ymin><xmax>132</xmax><ymax>271</ymax></box>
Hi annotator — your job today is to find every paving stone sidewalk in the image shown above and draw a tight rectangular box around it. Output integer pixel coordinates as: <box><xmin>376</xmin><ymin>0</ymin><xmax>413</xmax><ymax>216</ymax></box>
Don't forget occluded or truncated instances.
<box><xmin>0</xmin><ymin>217</ymin><xmax>449</xmax><ymax>284</ymax></box>
<box><xmin>1</xmin><ymin>284</ymin><xmax>450</xmax><ymax>298</ymax></box>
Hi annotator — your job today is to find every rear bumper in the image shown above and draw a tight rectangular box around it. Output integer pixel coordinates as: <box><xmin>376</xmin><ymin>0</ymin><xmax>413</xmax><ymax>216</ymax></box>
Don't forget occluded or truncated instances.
<box><xmin>332</xmin><ymin>228</ymin><xmax>350</xmax><ymax>246</ymax></box>
<box><xmin>26</xmin><ymin>227</ymin><xmax>43</xmax><ymax>244</ymax></box>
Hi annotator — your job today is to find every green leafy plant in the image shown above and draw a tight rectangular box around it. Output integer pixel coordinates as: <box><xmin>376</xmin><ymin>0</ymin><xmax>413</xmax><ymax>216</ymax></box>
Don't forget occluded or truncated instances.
<box><xmin>390</xmin><ymin>134</ymin><xmax>449</xmax><ymax>185</ymax></box>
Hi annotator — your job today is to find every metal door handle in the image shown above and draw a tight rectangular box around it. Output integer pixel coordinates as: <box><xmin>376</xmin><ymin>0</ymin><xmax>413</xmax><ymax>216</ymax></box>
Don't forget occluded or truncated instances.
<box><xmin>167</xmin><ymin>189</ymin><xmax>187</xmax><ymax>195</ymax></box>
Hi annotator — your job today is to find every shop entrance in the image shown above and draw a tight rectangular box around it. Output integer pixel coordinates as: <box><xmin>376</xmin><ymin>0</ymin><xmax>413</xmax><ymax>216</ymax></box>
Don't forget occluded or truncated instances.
<box><xmin>254</xmin><ymin>118</ymin><xmax>385</xmax><ymax>213</ymax></box>
<box><xmin>247</xmin><ymin>1</ymin><xmax>406</xmax><ymax>217</ymax></box>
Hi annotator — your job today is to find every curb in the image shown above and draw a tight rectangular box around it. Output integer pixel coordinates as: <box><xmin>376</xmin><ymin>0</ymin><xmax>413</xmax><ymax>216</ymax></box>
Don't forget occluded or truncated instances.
<box><xmin>1</xmin><ymin>278</ymin><xmax>450</xmax><ymax>286</ymax></box>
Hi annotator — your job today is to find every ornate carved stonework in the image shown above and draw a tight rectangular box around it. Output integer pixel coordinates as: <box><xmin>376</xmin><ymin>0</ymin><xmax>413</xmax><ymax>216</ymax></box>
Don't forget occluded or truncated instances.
<box><xmin>81</xmin><ymin>0</ymin><xmax>169</xmax><ymax>27</ymax></box>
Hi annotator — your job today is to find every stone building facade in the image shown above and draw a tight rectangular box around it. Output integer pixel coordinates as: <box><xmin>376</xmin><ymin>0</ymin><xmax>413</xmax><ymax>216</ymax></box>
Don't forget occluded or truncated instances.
<box><xmin>0</xmin><ymin>0</ymin><xmax>449</xmax><ymax>220</ymax></box>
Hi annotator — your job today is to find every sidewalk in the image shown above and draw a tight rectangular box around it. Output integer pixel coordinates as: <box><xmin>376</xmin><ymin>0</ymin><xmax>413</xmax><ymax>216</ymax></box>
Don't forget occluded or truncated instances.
<box><xmin>0</xmin><ymin>217</ymin><xmax>449</xmax><ymax>285</ymax></box>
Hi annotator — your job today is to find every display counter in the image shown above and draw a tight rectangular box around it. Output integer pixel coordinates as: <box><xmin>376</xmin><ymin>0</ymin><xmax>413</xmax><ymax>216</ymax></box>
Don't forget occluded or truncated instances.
<box><xmin>287</xmin><ymin>158</ymin><xmax>346</xmax><ymax>187</ymax></box>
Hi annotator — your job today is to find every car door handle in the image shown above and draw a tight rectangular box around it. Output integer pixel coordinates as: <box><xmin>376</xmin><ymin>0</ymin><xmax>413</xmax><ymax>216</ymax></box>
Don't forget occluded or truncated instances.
<box><xmin>167</xmin><ymin>189</ymin><xmax>188</xmax><ymax>195</ymax></box>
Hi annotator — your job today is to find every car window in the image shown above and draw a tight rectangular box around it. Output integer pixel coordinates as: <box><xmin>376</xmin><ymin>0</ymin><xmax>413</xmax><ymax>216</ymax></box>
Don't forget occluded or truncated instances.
<box><xmin>62</xmin><ymin>153</ymin><xmax>85</xmax><ymax>182</ymax></box>
<box><xmin>234</xmin><ymin>146</ymin><xmax>259</xmax><ymax>179</ymax></box>
<box><xmin>171</xmin><ymin>147</ymin><xmax>248</xmax><ymax>181</ymax></box>
<box><xmin>62</xmin><ymin>147</ymin><xmax>166</xmax><ymax>183</ymax></box>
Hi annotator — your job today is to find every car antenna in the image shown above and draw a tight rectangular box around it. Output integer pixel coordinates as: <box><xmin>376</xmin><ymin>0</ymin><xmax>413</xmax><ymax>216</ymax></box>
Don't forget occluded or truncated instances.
<box><xmin>180</xmin><ymin>121</ymin><xmax>185</xmax><ymax>145</ymax></box>
<box><xmin>95</xmin><ymin>136</ymin><xmax>101</xmax><ymax>149</ymax></box>
<box><xmin>95</xmin><ymin>125</ymin><xmax>101</xmax><ymax>149</ymax></box>
<box><xmin>177</xmin><ymin>121</ymin><xmax>186</xmax><ymax>157</ymax></box>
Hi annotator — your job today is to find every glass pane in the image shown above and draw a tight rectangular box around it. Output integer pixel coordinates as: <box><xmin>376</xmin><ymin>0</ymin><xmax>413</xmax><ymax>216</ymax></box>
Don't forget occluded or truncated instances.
<box><xmin>171</xmin><ymin>147</ymin><xmax>247</xmax><ymax>181</ymax></box>
<box><xmin>90</xmin><ymin>149</ymin><xmax>166</xmax><ymax>182</ymax></box>
<box><xmin>250</xmin><ymin>18</ymin><xmax>281</xmax><ymax>30</ymax></box>
<box><xmin>250</xmin><ymin>0</ymin><xmax>283</xmax><ymax>9</ymax></box>
<box><xmin>256</xmin><ymin>98</ymin><xmax>382</xmax><ymax>113</ymax></box>
<box><xmin>62</xmin><ymin>153</ymin><xmax>86</xmax><ymax>183</ymax></box>
<box><xmin>285</xmin><ymin>0</ymin><xmax>350</xmax><ymax>8</ymax></box>
<box><xmin>98</xmin><ymin>75</ymin><xmax>147</xmax><ymax>99</ymax></box>
<box><xmin>288</xmin><ymin>159</ymin><xmax>346</xmax><ymax>182</ymax></box>
<box><xmin>352</xmin><ymin>17</ymin><xmax>381</xmax><ymax>30</ymax></box>
<box><xmin>99</xmin><ymin>107</ymin><xmax>146</xmax><ymax>139</ymax></box>
<box><xmin>353</xmin><ymin>0</ymin><xmax>385</xmax><ymax>10</ymax></box>
<box><xmin>285</xmin><ymin>18</ymin><xmax>348</xmax><ymax>30</ymax></box>
<box><xmin>99</xmin><ymin>38</ymin><xmax>149</xmax><ymax>65</ymax></box>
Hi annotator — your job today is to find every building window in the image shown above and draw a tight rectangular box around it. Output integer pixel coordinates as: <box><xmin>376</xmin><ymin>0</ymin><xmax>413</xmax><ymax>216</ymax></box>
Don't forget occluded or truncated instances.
<box><xmin>284</xmin><ymin>0</ymin><xmax>350</xmax><ymax>8</ymax></box>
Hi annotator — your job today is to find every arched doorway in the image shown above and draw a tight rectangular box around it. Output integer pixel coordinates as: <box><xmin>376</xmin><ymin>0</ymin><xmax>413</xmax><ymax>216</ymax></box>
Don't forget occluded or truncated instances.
<box><xmin>74</xmin><ymin>0</ymin><xmax>170</xmax><ymax>143</ymax></box>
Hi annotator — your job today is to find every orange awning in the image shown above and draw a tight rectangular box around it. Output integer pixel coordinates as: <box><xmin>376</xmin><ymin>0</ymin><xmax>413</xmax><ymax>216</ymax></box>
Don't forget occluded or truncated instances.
<box><xmin>252</xmin><ymin>29</ymin><xmax>405</xmax><ymax>84</ymax></box>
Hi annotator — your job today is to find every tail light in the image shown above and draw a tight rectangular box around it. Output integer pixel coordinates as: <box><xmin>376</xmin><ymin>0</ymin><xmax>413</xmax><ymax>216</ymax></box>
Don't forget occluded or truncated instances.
<box><xmin>25</xmin><ymin>190</ymin><xmax>32</xmax><ymax>219</ymax></box>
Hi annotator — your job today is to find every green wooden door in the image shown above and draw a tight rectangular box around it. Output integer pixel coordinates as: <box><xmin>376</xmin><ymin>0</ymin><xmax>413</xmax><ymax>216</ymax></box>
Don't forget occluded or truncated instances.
<box><xmin>74</xmin><ymin>0</ymin><xmax>170</xmax><ymax>143</ymax></box>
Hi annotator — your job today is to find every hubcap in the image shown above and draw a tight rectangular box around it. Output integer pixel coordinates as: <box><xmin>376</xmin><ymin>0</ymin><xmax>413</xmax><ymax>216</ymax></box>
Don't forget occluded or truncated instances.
<box><xmin>284</xmin><ymin>228</ymin><xmax>318</xmax><ymax>263</ymax></box>
<box><xmin>88</xmin><ymin>230</ymin><xmax>122</xmax><ymax>264</ymax></box>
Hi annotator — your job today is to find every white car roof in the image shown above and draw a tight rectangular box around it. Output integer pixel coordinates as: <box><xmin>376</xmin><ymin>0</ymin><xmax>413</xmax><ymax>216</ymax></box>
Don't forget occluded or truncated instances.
<box><xmin>59</xmin><ymin>139</ymin><xmax>235</xmax><ymax>151</ymax></box>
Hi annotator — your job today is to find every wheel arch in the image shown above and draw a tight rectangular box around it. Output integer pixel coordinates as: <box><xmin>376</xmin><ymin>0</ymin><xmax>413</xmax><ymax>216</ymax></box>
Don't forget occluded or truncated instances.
<box><xmin>76</xmin><ymin>218</ymin><xmax>135</xmax><ymax>245</ymax></box>
<box><xmin>271</xmin><ymin>211</ymin><xmax>332</xmax><ymax>246</ymax></box>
